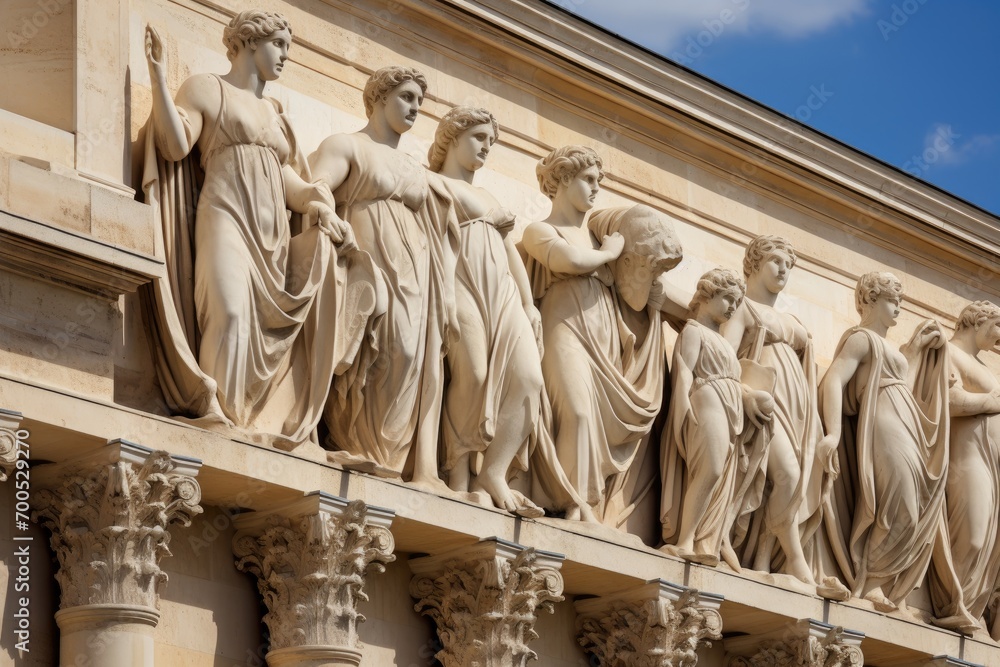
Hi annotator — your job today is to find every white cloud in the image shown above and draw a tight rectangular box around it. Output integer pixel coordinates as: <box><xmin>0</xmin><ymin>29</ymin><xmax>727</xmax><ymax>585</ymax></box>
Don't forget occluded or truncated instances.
<box><xmin>561</xmin><ymin>0</ymin><xmax>873</xmax><ymax>55</ymax></box>
<box><xmin>921</xmin><ymin>122</ymin><xmax>1000</xmax><ymax>169</ymax></box>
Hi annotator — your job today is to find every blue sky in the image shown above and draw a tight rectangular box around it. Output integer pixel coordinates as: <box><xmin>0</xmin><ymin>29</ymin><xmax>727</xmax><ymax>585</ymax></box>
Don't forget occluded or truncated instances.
<box><xmin>556</xmin><ymin>0</ymin><xmax>1000</xmax><ymax>217</ymax></box>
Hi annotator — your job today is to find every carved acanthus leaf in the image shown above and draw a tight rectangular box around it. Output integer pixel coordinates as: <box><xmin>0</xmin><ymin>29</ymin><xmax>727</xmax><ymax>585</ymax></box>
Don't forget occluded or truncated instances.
<box><xmin>233</xmin><ymin>499</ymin><xmax>395</xmax><ymax>651</ymax></box>
<box><xmin>410</xmin><ymin>543</ymin><xmax>565</xmax><ymax>667</ymax></box>
<box><xmin>577</xmin><ymin>587</ymin><xmax>722</xmax><ymax>667</ymax></box>
<box><xmin>0</xmin><ymin>410</ymin><xmax>23</xmax><ymax>482</ymax></box>
<box><xmin>727</xmin><ymin>625</ymin><xmax>864</xmax><ymax>667</ymax></box>
<box><xmin>32</xmin><ymin>449</ymin><xmax>203</xmax><ymax>609</ymax></box>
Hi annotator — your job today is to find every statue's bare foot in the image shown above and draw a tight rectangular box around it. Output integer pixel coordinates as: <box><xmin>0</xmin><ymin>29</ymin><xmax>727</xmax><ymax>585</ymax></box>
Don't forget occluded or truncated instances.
<box><xmin>816</xmin><ymin>577</ymin><xmax>852</xmax><ymax>602</ymax></box>
<box><xmin>660</xmin><ymin>543</ymin><xmax>718</xmax><ymax>566</ymax></box>
<box><xmin>864</xmin><ymin>589</ymin><xmax>897</xmax><ymax>613</ymax></box>
<box><xmin>508</xmin><ymin>489</ymin><xmax>545</xmax><ymax>519</ymax></box>
<box><xmin>470</xmin><ymin>474</ymin><xmax>543</xmax><ymax>517</ymax></box>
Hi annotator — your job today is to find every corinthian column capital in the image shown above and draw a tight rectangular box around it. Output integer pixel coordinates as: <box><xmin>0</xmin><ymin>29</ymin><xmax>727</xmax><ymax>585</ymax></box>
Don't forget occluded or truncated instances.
<box><xmin>575</xmin><ymin>579</ymin><xmax>723</xmax><ymax>667</ymax></box>
<box><xmin>233</xmin><ymin>492</ymin><xmax>396</xmax><ymax>666</ymax></box>
<box><xmin>409</xmin><ymin>537</ymin><xmax>565</xmax><ymax>667</ymax></box>
<box><xmin>725</xmin><ymin>618</ymin><xmax>865</xmax><ymax>667</ymax></box>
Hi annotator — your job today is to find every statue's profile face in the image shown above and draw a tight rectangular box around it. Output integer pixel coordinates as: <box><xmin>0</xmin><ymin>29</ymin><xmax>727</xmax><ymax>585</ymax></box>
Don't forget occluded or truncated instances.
<box><xmin>451</xmin><ymin>123</ymin><xmax>495</xmax><ymax>172</ymax></box>
<box><xmin>975</xmin><ymin>316</ymin><xmax>1000</xmax><ymax>352</ymax></box>
<box><xmin>252</xmin><ymin>28</ymin><xmax>291</xmax><ymax>82</ymax></box>
<box><xmin>560</xmin><ymin>164</ymin><xmax>601</xmax><ymax>213</ymax></box>
<box><xmin>703</xmin><ymin>290</ymin><xmax>740</xmax><ymax>326</ymax></box>
<box><xmin>756</xmin><ymin>250</ymin><xmax>793</xmax><ymax>295</ymax></box>
<box><xmin>871</xmin><ymin>293</ymin><xmax>901</xmax><ymax>329</ymax></box>
<box><xmin>381</xmin><ymin>80</ymin><xmax>424</xmax><ymax>134</ymax></box>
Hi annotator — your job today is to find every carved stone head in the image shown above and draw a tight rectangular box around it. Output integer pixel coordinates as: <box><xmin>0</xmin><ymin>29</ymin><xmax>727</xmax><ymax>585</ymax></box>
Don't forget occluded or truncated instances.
<box><xmin>428</xmin><ymin>106</ymin><xmax>499</xmax><ymax>173</ymax></box>
<box><xmin>363</xmin><ymin>65</ymin><xmax>429</xmax><ymax>118</ymax></box>
<box><xmin>689</xmin><ymin>267</ymin><xmax>745</xmax><ymax>315</ymax></box>
<box><xmin>854</xmin><ymin>271</ymin><xmax>903</xmax><ymax>316</ymax></box>
<box><xmin>956</xmin><ymin>300</ymin><xmax>1000</xmax><ymax>351</ymax></box>
<box><xmin>222</xmin><ymin>10</ymin><xmax>291</xmax><ymax>61</ymax></box>
<box><xmin>589</xmin><ymin>205</ymin><xmax>684</xmax><ymax>311</ymax></box>
<box><xmin>536</xmin><ymin>145</ymin><xmax>604</xmax><ymax>200</ymax></box>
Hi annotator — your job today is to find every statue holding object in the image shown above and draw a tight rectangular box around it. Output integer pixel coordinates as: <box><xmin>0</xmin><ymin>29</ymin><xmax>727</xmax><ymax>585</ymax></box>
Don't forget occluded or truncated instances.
<box><xmin>660</xmin><ymin>268</ymin><xmax>774</xmax><ymax>566</ymax></box>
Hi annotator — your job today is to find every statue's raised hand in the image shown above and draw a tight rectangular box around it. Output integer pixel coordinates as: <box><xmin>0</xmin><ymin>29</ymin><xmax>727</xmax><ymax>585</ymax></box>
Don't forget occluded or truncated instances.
<box><xmin>145</xmin><ymin>25</ymin><xmax>166</xmax><ymax>82</ymax></box>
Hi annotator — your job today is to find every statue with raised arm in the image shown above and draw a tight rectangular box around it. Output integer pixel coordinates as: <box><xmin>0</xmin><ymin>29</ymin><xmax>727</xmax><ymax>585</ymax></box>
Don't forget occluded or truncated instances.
<box><xmin>521</xmin><ymin>146</ymin><xmax>685</xmax><ymax>527</ymax></box>
<box><xmin>660</xmin><ymin>268</ymin><xmax>774</xmax><ymax>566</ymax></box>
<box><xmin>309</xmin><ymin>66</ymin><xmax>453</xmax><ymax>493</ymax></box>
<box><xmin>426</xmin><ymin>107</ymin><xmax>595</xmax><ymax>519</ymax></box>
<box><xmin>929</xmin><ymin>300</ymin><xmax>1000</xmax><ymax>635</ymax></box>
<box><xmin>722</xmin><ymin>236</ymin><xmax>849</xmax><ymax>599</ymax></box>
<box><xmin>141</xmin><ymin>11</ymin><xmax>380</xmax><ymax>448</ymax></box>
<box><xmin>818</xmin><ymin>271</ymin><xmax>951</xmax><ymax>614</ymax></box>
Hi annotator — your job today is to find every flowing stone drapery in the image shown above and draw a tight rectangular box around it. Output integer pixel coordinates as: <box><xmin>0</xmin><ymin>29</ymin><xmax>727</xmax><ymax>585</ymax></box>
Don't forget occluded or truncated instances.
<box><xmin>31</xmin><ymin>440</ymin><xmax>202</xmax><ymax>667</ymax></box>
<box><xmin>232</xmin><ymin>492</ymin><xmax>395</xmax><ymax>667</ymax></box>
<box><xmin>575</xmin><ymin>579</ymin><xmax>723</xmax><ymax>667</ymax></box>
<box><xmin>409</xmin><ymin>537</ymin><xmax>564</xmax><ymax>667</ymax></box>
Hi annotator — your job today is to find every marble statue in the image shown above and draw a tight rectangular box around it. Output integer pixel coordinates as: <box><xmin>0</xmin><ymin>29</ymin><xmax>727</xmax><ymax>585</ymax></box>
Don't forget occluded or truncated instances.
<box><xmin>309</xmin><ymin>65</ymin><xmax>453</xmax><ymax>492</ymax></box>
<box><xmin>929</xmin><ymin>300</ymin><xmax>1000</xmax><ymax>635</ymax></box>
<box><xmin>426</xmin><ymin>106</ymin><xmax>546</xmax><ymax>516</ymax></box>
<box><xmin>660</xmin><ymin>268</ymin><xmax>774</xmax><ymax>566</ymax></box>
<box><xmin>141</xmin><ymin>11</ymin><xmax>382</xmax><ymax>448</ymax></box>
<box><xmin>521</xmin><ymin>146</ymin><xmax>685</xmax><ymax>526</ymax></box>
<box><xmin>722</xmin><ymin>236</ymin><xmax>849</xmax><ymax>599</ymax></box>
<box><xmin>818</xmin><ymin>271</ymin><xmax>951</xmax><ymax>614</ymax></box>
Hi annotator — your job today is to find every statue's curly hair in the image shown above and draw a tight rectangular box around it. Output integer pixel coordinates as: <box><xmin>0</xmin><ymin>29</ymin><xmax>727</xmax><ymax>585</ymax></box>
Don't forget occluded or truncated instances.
<box><xmin>536</xmin><ymin>145</ymin><xmax>604</xmax><ymax>199</ymax></box>
<box><xmin>222</xmin><ymin>10</ymin><xmax>291</xmax><ymax>61</ymax></box>
<box><xmin>363</xmin><ymin>66</ymin><xmax>428</xmax><ymax>118</ymax></box>
<box><xmin>427</xmin><ymin>106</ymin><xmax>499</xmax><ymax>173</ymax></box>
<box><xmin>743</xmin><ymin>235</ymin><xmax>797</xmax><ymax>278</ymax></box>
<box><xmin>956</xmin><ymin>300</ymin><xmax>1000</xmax><ymax>331</ymax></box>
<box><xmin>689</xmin><ymin>267</ymin><xmax>745</xmax><ymax>314</ymax></box>
<box><xmin>855</xmin><ymin>271</ymin><xmax>903</xmax><ymax>315</ymax></box>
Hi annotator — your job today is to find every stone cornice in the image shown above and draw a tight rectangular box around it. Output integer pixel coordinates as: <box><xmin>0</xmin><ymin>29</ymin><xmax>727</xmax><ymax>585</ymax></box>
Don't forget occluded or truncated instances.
<box><xmin>379</xmin><ymin>0</ymin><xmax>999</xmax><ymax>286</ymax></box>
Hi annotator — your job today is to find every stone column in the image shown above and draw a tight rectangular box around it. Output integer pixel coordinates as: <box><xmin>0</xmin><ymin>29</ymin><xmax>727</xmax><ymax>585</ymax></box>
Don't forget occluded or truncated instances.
<box><xmin>31</xmin><ymin>439</ymin><xmax>203</xmax><ymax>667</ymax></box>
<box><xmin>232</xmin><ymin>492</ymin><xmax>396</xmax><ymax>667</ymax></box>
<box><xmin>0</xmin><ymin>409</ymin><xmax>23</xmax><ymax>481</ymax></box>
<box><xmin>725</xmin><ymin>618</ymin><xmax>865</xmax><ymax>667</ymax></box>
<box><xmin>409</xmin><ymin>537</ymin><xmax>565</xmax><ymax>667</ymax></box>
<box><xmin>575</xmin><ymin>578</ymin><xmax>723</xmax><ymax>667</ymax></box>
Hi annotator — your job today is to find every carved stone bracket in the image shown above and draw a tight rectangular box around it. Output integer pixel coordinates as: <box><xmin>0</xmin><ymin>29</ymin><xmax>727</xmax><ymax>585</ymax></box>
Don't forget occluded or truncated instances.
<box><xmin>575</xmin><ymin>578</ymin><xmax>723</xmax><ymax>667</ymax></box>
<box><xmin>409</xmin><ymin>537</ymin><xmax>565</xmax><ymax>667</ymax></box>
<box><xmin>0</xmin><ymin>409</ymin><xmax>23</xmax><ymax>482</ymax></box>
<box><xmin>232</xmin><ymin>492</ymin><xmax>396</xmax><ymax>665</ymax></box>
<box><xmin>725</xmin><ymin>618</ymin><xmax>864</xmax><ymax>667</ymax></box>
<box><xmin>31</xmin><ymin>439</ymin><xmax>203</xmax><ymax>610</ymax></box>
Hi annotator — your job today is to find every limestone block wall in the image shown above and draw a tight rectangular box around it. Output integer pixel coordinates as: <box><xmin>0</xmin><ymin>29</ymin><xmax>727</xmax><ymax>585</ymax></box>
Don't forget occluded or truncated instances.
<box><xmin>0</xmin><ymin>0</ymin><xmax>998</xmax><ymax>665</ymax></box>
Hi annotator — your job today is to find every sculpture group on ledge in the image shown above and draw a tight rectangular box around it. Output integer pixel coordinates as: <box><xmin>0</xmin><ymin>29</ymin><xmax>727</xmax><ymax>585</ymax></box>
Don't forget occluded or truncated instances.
<box><xmin>139</xmin><ymin>9</ymin><xmax>1000</xmax><ymax>640</ymax></box>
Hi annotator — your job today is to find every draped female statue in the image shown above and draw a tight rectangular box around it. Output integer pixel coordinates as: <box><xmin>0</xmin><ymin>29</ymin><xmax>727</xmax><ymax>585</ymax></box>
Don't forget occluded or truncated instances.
<box><xmin>142</xmin><ymin>11</ymin><xmax>380</xmax><ymax>448</ymax></box>
<box><xmin>309</xmin><ymin>66</ymin><xmax>452</xmax><ymax>492</ymax></box>
<box><xmin>819</xmin><ymin>272</ymin><xmax>950</xmax><ymax>613</ymax></box>
<box><xmin>722</xmin><ymin>236</ymin><xmax>849</xmax><ymax>598</ymax></box>
<box><xmin>521</xmin><ymin>146</ymin><xmax>685</xmax><ymax>526</ymax></box>
<box><xmin>661</xmin><ymin>268</ymin><xmax>773</xmax><ymax>566</ymax></box>
<box><xmin>426</xmin><ymin>107</ymin><xmax>595</xmax><ymax>518</ymax></box>
<box><xmin>929</xmin><ymin>300</ymin><xmax>1000</xmax><ymax>635</ymax></box>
